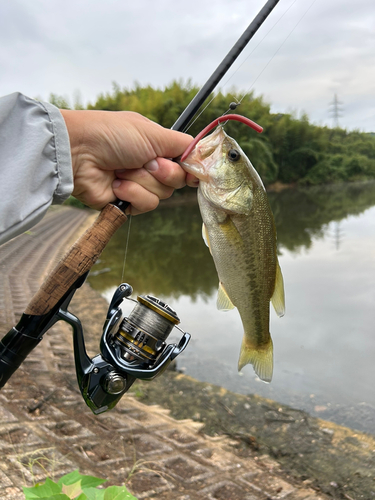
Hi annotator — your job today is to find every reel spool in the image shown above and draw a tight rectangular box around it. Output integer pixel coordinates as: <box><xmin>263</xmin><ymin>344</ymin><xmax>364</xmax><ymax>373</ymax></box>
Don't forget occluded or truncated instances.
<box><xmin>113</xmin><ymin>295</ymin><xmax>180</xmax><ymax>364</ymax></box>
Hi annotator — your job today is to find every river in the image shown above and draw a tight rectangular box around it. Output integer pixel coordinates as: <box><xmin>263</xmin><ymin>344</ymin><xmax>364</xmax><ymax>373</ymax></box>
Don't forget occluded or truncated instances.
<box><xmin>88</xmin><ymin>181</ymin><xmax>375</xmax><ymax>435</ymax></box>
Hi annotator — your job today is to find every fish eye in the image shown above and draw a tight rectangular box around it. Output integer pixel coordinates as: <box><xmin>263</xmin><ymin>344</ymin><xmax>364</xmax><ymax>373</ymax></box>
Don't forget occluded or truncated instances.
<box><xmin>227</xmin><ymin>149</ymin><xmax>241</xmax><ymax>162</ymax></box>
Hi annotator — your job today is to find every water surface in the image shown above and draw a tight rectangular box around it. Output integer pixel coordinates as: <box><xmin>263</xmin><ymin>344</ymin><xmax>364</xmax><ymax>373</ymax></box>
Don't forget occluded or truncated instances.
<box><xmin>88</xmin><ymin>182</ymin><xmax>375</xmax><ymax>434</ymax></box>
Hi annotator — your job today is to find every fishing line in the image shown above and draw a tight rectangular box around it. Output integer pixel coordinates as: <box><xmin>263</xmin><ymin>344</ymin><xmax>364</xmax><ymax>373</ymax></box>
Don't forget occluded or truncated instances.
<box><xmin>222</xmin><ymin>0</ymin><xmax>300</xmax><ymax>103</ymax></box>
<box><xmin>121</xmin><ymin>213</ymin><xmax>132</xmax><ymax>282</ymax></box>
<box><xmin>184</xmin><ymin>0</ymin><xmax>318</xmax><ymax>132</ymax></box>
<box><xmin>235</xmin><ymin>0</ymin><xmax>319</xmax><ymax>106</ymax></box>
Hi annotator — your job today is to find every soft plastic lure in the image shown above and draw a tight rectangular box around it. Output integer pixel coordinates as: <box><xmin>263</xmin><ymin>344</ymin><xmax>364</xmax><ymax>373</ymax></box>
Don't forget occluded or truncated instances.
<box><xmin>181</xmin><ymin>114</ymin><xmax>263</xmax><ymax>162</ymax></box>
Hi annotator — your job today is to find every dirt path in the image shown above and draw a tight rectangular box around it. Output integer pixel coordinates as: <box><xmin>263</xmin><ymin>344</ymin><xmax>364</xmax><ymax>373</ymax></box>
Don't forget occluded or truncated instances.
<box><xmin>0</xmin><ymin>206</ymin><xmax>371</xmax><ymax>500</ymax></box>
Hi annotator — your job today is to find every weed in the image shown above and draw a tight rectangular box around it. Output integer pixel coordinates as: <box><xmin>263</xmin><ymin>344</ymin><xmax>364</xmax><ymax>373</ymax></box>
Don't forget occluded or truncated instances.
<box><xmin>22</xmin><ymin>469</ymin><xmax>138</xmax><ymax>499</ymax></box>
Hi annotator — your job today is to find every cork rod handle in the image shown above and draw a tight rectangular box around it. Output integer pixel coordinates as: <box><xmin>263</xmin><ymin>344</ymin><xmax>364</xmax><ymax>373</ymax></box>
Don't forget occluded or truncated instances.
<box><xmin>25</xmin><ymin>204</ymin><xmax>127</xmax><ymax>316</ymax></box>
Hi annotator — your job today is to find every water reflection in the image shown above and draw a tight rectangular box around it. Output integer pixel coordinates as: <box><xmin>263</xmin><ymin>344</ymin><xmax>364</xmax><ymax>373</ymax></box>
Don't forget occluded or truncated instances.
<box><xmin>89</xmin><ymin>202</ymin><xmax>217</xmax><ymax>299</ymax></box>
<box><xmin>88</xmin><ymin>182</ymin><xmax>375</xmax><ymax>434</ymax></box>
<box><xmin>268</xmin><ymin>181</ymin><xmax>375</xmax><ymax>252</ymax></box>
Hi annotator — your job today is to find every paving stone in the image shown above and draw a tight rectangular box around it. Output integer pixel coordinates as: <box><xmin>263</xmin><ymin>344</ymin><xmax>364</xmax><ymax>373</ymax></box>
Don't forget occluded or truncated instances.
<box><xmin>0</xmin><ymin>403</ymin><xmax>18</xmax><ymax>424</ymax></box>
<box><xmin>0</xmin><ymin>423</ymin><xmax>44</xmax><ymax>450</ymax></box>
<box><xmin>160</xmin><ymin>454</ymin><xmax>214</xmax><ymax>484</ymax></box>
<box><xmin>16</xmin><ymin>403</ymin><xmax>67</xmax><ymax>422</ymax></box>
<box><xmin>39</xmin><ymin>419</ymin><xmax>96</xmax><ymax>442</ymax></box>
<box><xmin>156</xmin><ymin>427</ymin><xmax>204</xmax><ymax>449</ymax></box>
<box><xmin>2</xmin><ymin>487</ymin><xmax>25</xmax><ymax>500</ymax></box>
<box><xmin>201</xmin><ymin>480</ymin><xmax>267</xmax><ymax>500</ymax></box>
<box><xmin>0</xmin><ymin>469</ymin><xmax>13</xmax><ymax>489</ymax></box>
<box><xmin>126</xmin><ymin>471</ymin><xmax>174</xmax><ymax>499</ymax></box>
<box><xmin>241</xmin><ymin>471</ymin><xmax>296</xmax><ymax>498</ymax></box>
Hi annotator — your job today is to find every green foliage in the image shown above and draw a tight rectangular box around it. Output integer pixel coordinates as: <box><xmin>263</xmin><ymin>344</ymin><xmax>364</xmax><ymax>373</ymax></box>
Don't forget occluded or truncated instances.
<box><xmin>241</xmin><ymin>138</ymin><xmax>278</xmax><ymax>184</ymax></box>
<box><xmin>49</xmin><ymin>93</ymin><xmax>71</xmax><ymax>110</ymax></box>
<box><xmin>23</xmin><ymin>470</ymin><xmax>138</xmax><ymax>500</ymax></box>
<box><xmin>74</xmin><ymin>81</ymin><xmax>375</xmax><ymax>186</ymax></box>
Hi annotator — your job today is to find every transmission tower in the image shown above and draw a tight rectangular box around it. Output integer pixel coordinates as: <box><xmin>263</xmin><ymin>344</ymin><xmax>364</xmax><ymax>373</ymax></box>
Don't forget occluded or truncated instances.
<box><xmin>329</xmin><ymin>94</ymin><xmax>343</xmax><ymax>128</ymax></box>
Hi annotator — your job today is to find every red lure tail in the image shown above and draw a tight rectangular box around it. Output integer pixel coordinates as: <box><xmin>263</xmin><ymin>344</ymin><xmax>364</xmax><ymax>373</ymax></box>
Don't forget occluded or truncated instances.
<box><xmin>181</xmin><ymin>114</ymin><xmax>263</xmax><ymax>162</ymax></box>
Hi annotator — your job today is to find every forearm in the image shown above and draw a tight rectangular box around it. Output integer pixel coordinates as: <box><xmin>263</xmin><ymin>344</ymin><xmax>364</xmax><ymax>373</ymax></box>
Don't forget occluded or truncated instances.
<box><xmin>0</xmin><ymin>93</ymin><xmax>73</xmax><ymax>245</ymax></box>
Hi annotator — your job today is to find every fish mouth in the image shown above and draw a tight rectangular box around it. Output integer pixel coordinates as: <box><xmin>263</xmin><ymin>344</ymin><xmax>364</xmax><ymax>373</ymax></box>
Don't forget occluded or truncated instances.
<box><xmin>180</xmin><ymin>163</ymin><xmax>209</xmax><ymax>181</ymax></box>
<box><xmin>196</xmin><ymin>127</ymin><xmax>226</xmax><ymax>157</ymax></box>
<box><xmin>180</xmin><ymin>127</ymin><xmax>226</xmax><ymax>181</ymax></box>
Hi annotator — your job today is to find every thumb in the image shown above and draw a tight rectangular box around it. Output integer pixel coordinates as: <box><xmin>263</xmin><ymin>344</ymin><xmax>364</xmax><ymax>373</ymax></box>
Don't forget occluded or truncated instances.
<box><xmin>150</xmin><ymin>127</ymin><xmax>193</xmax><ymax>159</ymax></box>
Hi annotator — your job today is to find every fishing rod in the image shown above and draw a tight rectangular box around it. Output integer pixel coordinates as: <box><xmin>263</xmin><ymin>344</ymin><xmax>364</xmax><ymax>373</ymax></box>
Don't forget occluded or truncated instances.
<box><xmin>0</xmin><ymin>0</ymin><xmax>280</xmax><ymax>414</ymax></box>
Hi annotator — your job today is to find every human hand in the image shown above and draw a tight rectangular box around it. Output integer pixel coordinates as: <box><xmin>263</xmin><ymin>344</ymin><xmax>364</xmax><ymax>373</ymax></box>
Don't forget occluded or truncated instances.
<box><xmin>61</xmin><ymin>109</ymin><xmax>198</xmax><ymax>214</ymax></box>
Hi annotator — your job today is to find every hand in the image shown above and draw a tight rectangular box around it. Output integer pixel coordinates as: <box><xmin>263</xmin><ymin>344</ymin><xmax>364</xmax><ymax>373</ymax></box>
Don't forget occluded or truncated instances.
<box><xmin>61</xmin><ymin>109</ymin><xmax>197</xmax><ymax>214</ymax></box>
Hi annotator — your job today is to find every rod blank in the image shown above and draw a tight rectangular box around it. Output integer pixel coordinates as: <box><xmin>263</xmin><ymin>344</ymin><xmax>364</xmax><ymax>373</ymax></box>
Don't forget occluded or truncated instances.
<box><xmin>171</xmin><ymin>0</ymin><xmax>280</xmax><ymax>133</ymax></box>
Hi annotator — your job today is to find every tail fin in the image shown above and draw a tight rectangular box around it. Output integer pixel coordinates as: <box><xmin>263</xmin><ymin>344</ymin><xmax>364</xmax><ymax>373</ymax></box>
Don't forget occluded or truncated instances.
<box><xmin>238</xmin><ymin>336</ymin><xmax>273</xmax><ymax>383</ymax></box>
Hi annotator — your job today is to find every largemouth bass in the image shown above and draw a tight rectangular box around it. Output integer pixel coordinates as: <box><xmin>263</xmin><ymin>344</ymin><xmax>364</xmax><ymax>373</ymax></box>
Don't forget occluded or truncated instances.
<box><xmin>181</xmin><ymin>126</ymin><xmax>285</xmax><ymax>382</ymax></box>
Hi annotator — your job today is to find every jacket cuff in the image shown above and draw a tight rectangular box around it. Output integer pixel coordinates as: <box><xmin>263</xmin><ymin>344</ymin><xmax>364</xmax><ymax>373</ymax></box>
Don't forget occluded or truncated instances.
<box><xmin>40</xmin><ymin>100</ymin><xmax>74</xmax><ymax>204</ymax></box>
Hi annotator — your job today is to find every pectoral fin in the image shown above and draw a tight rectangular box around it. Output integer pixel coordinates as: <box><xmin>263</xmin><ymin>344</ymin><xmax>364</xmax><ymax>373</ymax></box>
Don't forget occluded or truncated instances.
<box><xmin>202</xmin><ymin>223</ymin><xmax>212</xmax><ymax>254</ymax></box>
<box><xmin>238</xmin><ymin>336</ymin><xmax>273</xmax><ymax>383</ymax></box>
<box><xmin>217</xmin><ymin>282</ymin><xmax>235</xmax><ymax>311</ymax></box>
<box><xmin>271</xmin><ymin>261</ymin><xmax>285</xmax><ymax>317</ymax></box>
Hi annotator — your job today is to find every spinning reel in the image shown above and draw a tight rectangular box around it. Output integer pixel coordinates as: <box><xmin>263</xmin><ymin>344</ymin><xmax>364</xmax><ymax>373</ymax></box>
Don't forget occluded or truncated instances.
<box><xmin>59</xmin><ymin>282</ymin><xmax>190</xmax><ymax>414</ymax></box>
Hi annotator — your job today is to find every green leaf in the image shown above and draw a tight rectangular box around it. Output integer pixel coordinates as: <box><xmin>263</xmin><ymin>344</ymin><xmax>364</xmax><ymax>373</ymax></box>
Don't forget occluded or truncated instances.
<box><xmin>26</xmin><ymin>495</ymin><xmax>71</xmax><ymax>500</ymax></box>
<box><xmin>82</xmin><ymin>487</ymin><xmax>105</xmax><ymax>500</ymax></box>
<box><xmin>57</xmin><ymin>471</ymin><xmax>81</xmax><ymax>487</ymax></box>
<box><xmin>58</xmin><ymin>470</ymin><xmax>106</xmax><ymax>489</ymax></box>
<box><xmin>103</xmin><ymin>485</ymin><xmax>138</xmax><ymax>500</ymax></box>
<box><xmin>61</xmin><ymin>480</ymin><xmax>83</xmax><ymax>498</ymax></box>
<box><xmin>23</xmin><ymin>477</ymin><xmax>62</xmax><ymax>499</ymax></box>
<box><xmin>43</xmin><ymin>495</ymin><xmax>71</xmax><ymax>500</ymax></box>
<box><xmin>74</xmin><ymin>494</ymin><xmax>89</xmax><ymax>500</ymax></box>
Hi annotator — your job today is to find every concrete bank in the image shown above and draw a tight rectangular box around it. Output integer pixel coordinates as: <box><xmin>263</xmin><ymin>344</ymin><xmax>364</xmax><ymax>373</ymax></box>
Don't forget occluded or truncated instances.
<box><xmin>0</xmin><ymin>206</ymin><xmax>373</xmax><ymax>500</ymax></box>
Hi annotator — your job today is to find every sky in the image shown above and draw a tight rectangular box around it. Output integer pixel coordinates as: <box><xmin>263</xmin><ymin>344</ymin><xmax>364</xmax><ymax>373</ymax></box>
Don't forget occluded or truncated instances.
<box><xmin>0</xmin><ymin>0</ymin><xmax>374</xmax><ymax>132</ymax></box>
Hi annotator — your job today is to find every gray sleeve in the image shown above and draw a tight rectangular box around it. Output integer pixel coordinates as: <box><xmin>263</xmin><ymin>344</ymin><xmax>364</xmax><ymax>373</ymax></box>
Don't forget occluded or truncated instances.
<box><xmin>0</xmin><ymin>92</ymin><xmax>73</xmax><ymax>245</ymax></box>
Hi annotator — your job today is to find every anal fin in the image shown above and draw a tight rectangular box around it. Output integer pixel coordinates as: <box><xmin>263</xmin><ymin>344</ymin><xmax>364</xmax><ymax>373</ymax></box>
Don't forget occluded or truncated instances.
<box><xmin>271</xmin><ymin>260</ymin><xmax>285</xmax><ymax>317</ymax></box>
<box><xmin>217</xmin><ymin>282</ymin><xmax>235</xmax><ymax>311</ymax></box>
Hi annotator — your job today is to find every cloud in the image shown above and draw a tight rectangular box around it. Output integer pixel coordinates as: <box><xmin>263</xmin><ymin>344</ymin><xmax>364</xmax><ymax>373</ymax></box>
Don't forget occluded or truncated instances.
<box><xmin>0</xmin><ymin>0</ymin><xmax>374</xmax><ymax>131</ymax></box>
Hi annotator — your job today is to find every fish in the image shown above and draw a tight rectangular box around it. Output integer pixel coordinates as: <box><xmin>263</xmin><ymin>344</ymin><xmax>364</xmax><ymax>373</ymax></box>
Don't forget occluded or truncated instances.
<box><xmin>181</xmin><ymin>126</ymin><xmax>285</xmax><ymax>382</ymax></box>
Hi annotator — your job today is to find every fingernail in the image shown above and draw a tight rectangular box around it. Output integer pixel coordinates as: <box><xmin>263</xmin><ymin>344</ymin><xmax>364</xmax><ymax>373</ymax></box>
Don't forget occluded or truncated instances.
<box><xmin>145</xmin><ymin>159</ymin><xmax>159</xmax><ymax>172</ymax></box>
<box><xmin>112</xmin><ymin>179</ymin><xmax>122</xmax><ymax>188</ymax></box>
